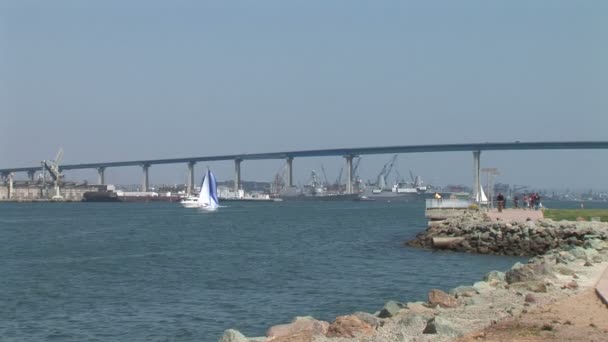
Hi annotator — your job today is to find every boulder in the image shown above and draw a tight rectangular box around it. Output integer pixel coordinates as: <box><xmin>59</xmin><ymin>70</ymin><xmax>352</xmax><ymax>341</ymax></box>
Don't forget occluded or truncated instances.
<box><xmin>524</xmin><ymin>294</ymin><xmax>536</xmax><ymax>303</ymax></box>
<box><xmin>505</xmin><ymin>262</ymin><xmax>554</xmax><ymax>284</ymax></box>
<box><xmin>584</xmin><ymin>248</ymin><xmax>603</xmax><ymax>262</ymax></box>
<box><xmin>377</xmin><ymin>300</ymin><xmax>404</xmax><ymax>318</ymax></box>
<box><xmin>449</xmin><ymin>286</ymin><xmax>478</xmax><ymax>298</ymax></box>
<box><xmin>266</xmin><ymin>316</ymin><xmax>328</xmax><ymax>340</ymax></box>
<box><xmin>218</xmin><ymin>329</ymin><xmax>248</xmax><ymax>342</ymax></box>
<box><xmin>352</xmin><ymin>312</ymin><xmax>383</xmax><ymax>328</ymax></box>
<box><xmin>509</xmin><ymin>281</ymin><xmax>547</xmax><ymax>293</ymax></box>
<box><xmin>569</xmin><ymin>246</ymin><xmax>587</xmax><ymax>259</ymax></box>
<box><xmin>432</xmin><ymin>237</ymin><xmax>465</xmax><ymax>249</ymax></box>
<box><xmin>554</xmin><ymin>264</ymin><xmax>576</xmax><ymax>276</ymax></box>
<box><xmin>472</xmin><ymin>281</ymin><xmax>493</xmax><ymax>293</ymax></box>
<box><xmin>427</xmin><ymin>289</ymin><xmax>460</xmax><ymax>308</ymax></box>
<box><xmin>422</xmin><ymin>316</ymin><xmax>464</xmax><ymax>337</ymax></box>
<box><xmin>405</xmin><ymin>302</ymin><xmax>437</xmax><ymax>316</ymax></box>
<box><xmin>585</xmin><ymin>238</ymin><xmax>606</xmax><ymax>251</ymax></box>
<box><xmin>269</xmin><ymin>332</ymin><xmax>313</xmax><ymax>342</ymax></box>
<box><xmin>483</xmin><ymin>271</ymin><xmax>506</xmax><ymax>285</ymax></box>
<box><xmin>399</xmin><ymin>313</ymin><xmax>427</xmax><ymax>329</ymax></box>
<box><xmin>326</xmin><ymin>315</ymin><xmax>374</xmax><ymax>338</ymax></box>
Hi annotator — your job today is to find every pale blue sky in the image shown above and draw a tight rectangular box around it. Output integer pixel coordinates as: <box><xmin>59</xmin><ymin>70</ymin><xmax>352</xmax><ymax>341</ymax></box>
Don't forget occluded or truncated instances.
<box><xmin>1</xmin><ymin>1</ymin><xmax>606</xmax><ymax>189</ymax></box>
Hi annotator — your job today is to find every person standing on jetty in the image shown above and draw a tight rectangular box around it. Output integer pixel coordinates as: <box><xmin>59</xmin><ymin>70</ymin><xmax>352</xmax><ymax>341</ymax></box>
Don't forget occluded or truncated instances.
<box><xmin>434</xmin><ymin>192</ymin><xmax>442</xmax><ymax>203</ymax></box>
<box><xmin>513</xmin><ymin>195</ymin><xmax>519</xmax><ymax>208</ymax></box>
<box><xmin>534</xmin><ymin>193</ymin><xmax>542</xmax><ymax>210</ymax></box>
<box><xmin>496</xmin><ymin>193</ymin><xmax>505</xmax><ymax>212</ymax></box>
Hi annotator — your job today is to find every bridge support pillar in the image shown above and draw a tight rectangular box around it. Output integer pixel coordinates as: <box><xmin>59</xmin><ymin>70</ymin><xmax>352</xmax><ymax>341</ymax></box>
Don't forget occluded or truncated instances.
<box><xmin>97</xmin><ymin>167</ymin><xmax>106</xmax><ymax>185</ymax></box>
<box><xmin>187</xmin><ymin>161</ymin><xmax>196</xmax><ymax>195</ymax></box>
<box><xmin>142</xmin><ymin>164</ymin><xmax>150</xmax><ymax>192</ymax></box>
<box><xmin>345</xmin><ymin>155</ymin><xmax>354</xmax><ymax>194</ymax></box>
<box><xmin>27</xmin><ymin>170</ymin><xmax>35</xmax><ymax>182</ymax></box>
<box><xmin>234</xmin><ymin>159</ymin><xmax>242</xmax><ymax>193</ymax></box>
<box><xmin>7</xmin><ymin>174</ymin><xmax>13</xmax><ymax>199</ymax></box>
<box><xmin>286</xmin><ymin>157</ymin><xmax>294</xmax><ymax>187</ymax></box>
<box><xmin>473</xmin><ymin>151</ymin><xmax>481</xmax><ymax>202</ymax></box>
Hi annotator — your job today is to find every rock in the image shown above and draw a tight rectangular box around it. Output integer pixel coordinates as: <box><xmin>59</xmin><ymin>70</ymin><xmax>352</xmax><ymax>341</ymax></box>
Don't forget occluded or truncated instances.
<box><xmin>399</xmin><ymin>313</ymin><xmax>427</xmax><ymax>329</ymax></box>
<box><xmin>524</xmin><ymin>294</ymin><xmax>536</xmax><ymax>303</ymax></box>
<box><xmin>556</xmin><ymin>251</ymin><xmax>576</xmax><ymax>263</ymax></box>
<box><xmin>584</xmin><ymin>248</ymin><xmax>603</xmax><ymax>262</ymax></box>
<box><xmin>377</xmin><ymin>300</ymin><xmax>404</xmax><ymax>318</ymax></box>
<box><xmin>427</xmin><ymin>289</ymin><xmax>460</xmax><ymax>308</ymax></box>
<box><xmin>584</xmin><ymin>261</ymin><xmax>593</xmax><ymax>267</ymax></box>
<box><xmin>450</xmin><ymin>286</ymin><xmax>478</xmax><ymax>298</ymax></box>
<box><xmin>405</xmin><ymin>302</ymin><xmax>437</xmax><ymax>316</ymax></box>
<box><xmin>584</xmin><ymin>238</ymin><xmax>606</xmax><ymax>251</ymax></box>
<box><xmin>509</xmin><ymin>281</ymin><xmax>547</xmax><ymax>293</ymax></box>
<box><xmin>218</xmin><ymin>329</ymin><xmax>248</xmax><ymax>342</ymax></box>
<box><xmin>353</xmin><ymin>312</ymin><xmax>382</xmax><ymax>328</ymax></box>
<box><xmin>326</xmin><ymin>315</ymin><xmax>374</xmax><ymax>338</ymax></box>
<box><xmin>562</xmin><ymin>281</ymin><xmax>579</xmax><ymax>290</ymax></box>
<box><xmin>472</xmin><ymin>281</ymin><xmax>493</xmax><ymax>293</ymax></box>
<box><xmin>554</xmin><ymin>264</ymin><xmax>576</xmax><ymax>276</ymax></box>
<box><xmin>422</xmin><ymin>316</ymin><xmax>464</xmax><ymax>337</ymax></box>
<box><xmin>569</xmin><ymin>247</ymin><xmax>587</xmax><ymax>259</ymax></box>
<box><xmin>484</xmin><ymin>271</ymin><xmax>506</xmax><ymax>285</ymax></box>
<box><xmin>269</xmin><ymin>332</ymin><xmax>313</xmax><ymax>342</ymax></box>
<box><xmin>432</xmin><ymin>237</ymin><xmax>465</xmax><ymax>249</ymax></box>
<box><xmin>266</xmin><ymin>316</ymin><xmax>329</xmax><ymax>340</ymax></box>
<box><xmin>505</xmin><ymin>262</ymin><xmax>554</xmax><ymax>284</ymax></box>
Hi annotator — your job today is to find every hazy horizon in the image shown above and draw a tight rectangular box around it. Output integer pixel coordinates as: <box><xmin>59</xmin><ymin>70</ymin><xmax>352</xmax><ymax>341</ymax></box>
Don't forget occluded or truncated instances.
<box><xmin>2</xmin><ymin>1</ymin><xmax>606</xmax><ymax>190</ymax></box>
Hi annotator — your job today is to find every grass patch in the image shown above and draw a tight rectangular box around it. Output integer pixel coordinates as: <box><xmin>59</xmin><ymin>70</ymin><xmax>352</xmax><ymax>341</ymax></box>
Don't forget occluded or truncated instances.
<box><xmin>543</xmin><ymin>209</ymin><xmax>608</xmax><ymax>222</ymax></box>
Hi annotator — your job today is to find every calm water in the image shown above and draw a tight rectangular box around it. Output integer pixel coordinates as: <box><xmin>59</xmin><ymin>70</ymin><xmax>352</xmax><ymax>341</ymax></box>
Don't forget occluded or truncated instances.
<box><xmin>0</xmin><ymin>200</ymin><xmax>536</xmax><ymax>341</ymax></box>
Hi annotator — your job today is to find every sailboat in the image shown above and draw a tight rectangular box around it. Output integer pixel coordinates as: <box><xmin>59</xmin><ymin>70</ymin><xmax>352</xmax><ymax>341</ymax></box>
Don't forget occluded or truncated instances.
<box><xmin>180</xmin><ymin>169</ymin><xmax>220</xmax><ymax>210</ymax></box>
<box><xmin>476</xmin><ymin>184</ymin><xmax>489</xmax><ymax>205</ymax></box>
<box><xmin>197</xmin><ymin>168</ymin><xmax>219</xmax><ymax>211</ymax></box>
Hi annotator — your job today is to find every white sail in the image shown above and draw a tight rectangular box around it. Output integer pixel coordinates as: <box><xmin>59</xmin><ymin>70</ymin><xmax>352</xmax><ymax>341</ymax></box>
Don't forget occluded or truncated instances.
<box><xmin>198</xmin><ymin>169</ymin><xmax>219</xmax><ymax>210</ymax></box>
<box><xmin>476</xmin><ymin>184</ymin><xmax>488</xmax><ymax>204</ymax></box>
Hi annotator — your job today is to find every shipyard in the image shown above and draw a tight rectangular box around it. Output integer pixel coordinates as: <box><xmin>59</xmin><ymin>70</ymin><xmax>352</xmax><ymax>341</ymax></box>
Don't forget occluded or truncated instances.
<box><xmin>2</xmin><ymin>2</ymin><xmax>606</xmax><ymax>342</ymax></box>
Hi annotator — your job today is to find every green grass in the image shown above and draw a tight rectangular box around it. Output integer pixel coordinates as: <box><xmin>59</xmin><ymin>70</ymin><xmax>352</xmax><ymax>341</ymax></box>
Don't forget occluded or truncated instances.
<box><xmin>543</xmin><ymin>209</ymin><xmax>608</xmax><ymax>222</ymax></box>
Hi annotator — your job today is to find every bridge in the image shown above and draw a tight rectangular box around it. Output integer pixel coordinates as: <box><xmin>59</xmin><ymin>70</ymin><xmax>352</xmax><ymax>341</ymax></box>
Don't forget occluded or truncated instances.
<box><xmin>2</xmin><ymin>141</ymin><xmax>607</xmax><ymax>198</ymax></box>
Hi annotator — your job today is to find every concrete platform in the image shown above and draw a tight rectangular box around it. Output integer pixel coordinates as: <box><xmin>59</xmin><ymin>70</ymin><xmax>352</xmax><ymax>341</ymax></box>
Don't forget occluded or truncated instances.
<box><xmin>486</xmin><ymin>208</ymin><xmax>544</xmax><ymax>223</ymax></box>
<box><xmin>596</xmin><ymin>264</ymin><xmax>608</xmax><ymax>306</ymax></box>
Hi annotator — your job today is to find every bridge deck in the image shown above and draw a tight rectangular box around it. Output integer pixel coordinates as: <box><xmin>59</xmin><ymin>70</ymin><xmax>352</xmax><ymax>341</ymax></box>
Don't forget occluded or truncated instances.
<box><xmin>2</xmin><ymin>141</ymin><xmax>608</xmax><ymax>173</ymax></box>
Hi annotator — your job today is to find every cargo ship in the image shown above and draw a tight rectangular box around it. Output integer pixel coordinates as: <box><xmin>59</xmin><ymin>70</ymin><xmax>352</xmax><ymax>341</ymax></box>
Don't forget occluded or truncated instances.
<box><xmin>82</xmin><ymin>190</ymin><xmax>182</xmax><ymax>202</ymax></box>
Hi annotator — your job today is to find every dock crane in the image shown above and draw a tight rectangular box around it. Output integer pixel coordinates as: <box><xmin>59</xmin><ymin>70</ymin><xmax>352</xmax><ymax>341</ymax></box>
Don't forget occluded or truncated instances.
<box><xmin>43</xmin><ymin>148</ymin><xmax>64</xmax><ymax>201</ymax></box>
<box><xmin>376</xmin><ymin>154</ymin><xmax>398</xmax><ymax>190</ymax></box>
<box><xmin>320</xmin><ymin>164</ymin><xmax>331</xmax><ymax>186</ymax></box>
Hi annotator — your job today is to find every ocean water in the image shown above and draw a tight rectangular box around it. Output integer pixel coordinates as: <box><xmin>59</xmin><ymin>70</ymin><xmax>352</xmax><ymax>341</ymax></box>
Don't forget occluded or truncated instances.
<box><xmin>1</xmin><ymin>200</ymin><xmax>531</xmax><ymax>341</ymax></box>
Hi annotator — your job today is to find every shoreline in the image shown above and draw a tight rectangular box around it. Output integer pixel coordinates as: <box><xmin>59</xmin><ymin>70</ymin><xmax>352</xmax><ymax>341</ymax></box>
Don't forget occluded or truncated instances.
<box><xmin>219</xmin><ymin>210</ymin><xmax>608</xmax><ymax>342</ymax></box>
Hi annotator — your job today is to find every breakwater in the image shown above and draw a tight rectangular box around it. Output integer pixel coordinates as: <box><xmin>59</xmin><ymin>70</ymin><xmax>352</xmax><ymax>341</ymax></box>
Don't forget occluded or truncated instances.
<box><xmin>407</xmin><ymin>210</ymin><xmax>608</xmax><ymax>256</ymax></box>
<box><xmin>218</xmin><ymin>210</ymin><xmax>608</xmax><ymax>342</ymax></box>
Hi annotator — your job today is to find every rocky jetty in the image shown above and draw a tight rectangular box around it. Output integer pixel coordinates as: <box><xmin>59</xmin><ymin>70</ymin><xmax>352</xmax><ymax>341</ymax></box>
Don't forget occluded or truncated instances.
<box><xmin>407</xmin><ymin>209</ymin><xmax>608</xmax><ymax>256</ymax></box>
<box><xmin>218</xmin><ymin>211</ymin><xmax>608</xmax><ymax>342</ymax></box>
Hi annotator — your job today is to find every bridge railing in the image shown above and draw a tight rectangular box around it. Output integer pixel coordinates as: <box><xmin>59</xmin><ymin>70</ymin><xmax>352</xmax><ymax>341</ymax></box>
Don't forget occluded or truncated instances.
<box><xmin>426</xmin><ymin>199</ymin><xmax>472</xmax><ymax>209</ymax></box>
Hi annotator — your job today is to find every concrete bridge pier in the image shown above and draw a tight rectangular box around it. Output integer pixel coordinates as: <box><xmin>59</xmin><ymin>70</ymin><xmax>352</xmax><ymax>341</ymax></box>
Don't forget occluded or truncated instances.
<box><xmin>345</xmin><ymin>155</ymin><xmax>354</xmax><ymax>194</ymax></box>
<box><xmin>234</xmin><ymin>159</ymin><xmax>242</xmax><ymax>192</ymax></box>
<box><xmin>473</xmin><ymin>151</ymin><xmax>481</xmax><ymax>202</ymax></box>
<box><xmin>286</xmin><ymin>157</ymin><xmax>294</xmax><ymax>187</ymax></box>
<box><xmin>27</xmin><ymin>170</ymin><xmax>35</xmax><ymax>182</ymax></box>
<box><xmin>97</xmin><ymin>167</ymin><xmax>106</xmax><ymax>185</ymax></box>
<box><xmin>187</xmin><ymin>161</ymin><xmax>196</xmax><ymax>195</ymax></box>
<box><xmin>142</xmin><ymin>164</ymin><xmax>150</xmax><ymax>192</ymax></box>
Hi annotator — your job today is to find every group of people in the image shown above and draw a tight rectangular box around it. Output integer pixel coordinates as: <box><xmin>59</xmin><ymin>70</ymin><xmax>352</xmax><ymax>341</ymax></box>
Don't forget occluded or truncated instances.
<box><xmin>509</xmin><ymin>193</ymin><xmax>542</xmax><ymax>210</ymax></box>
